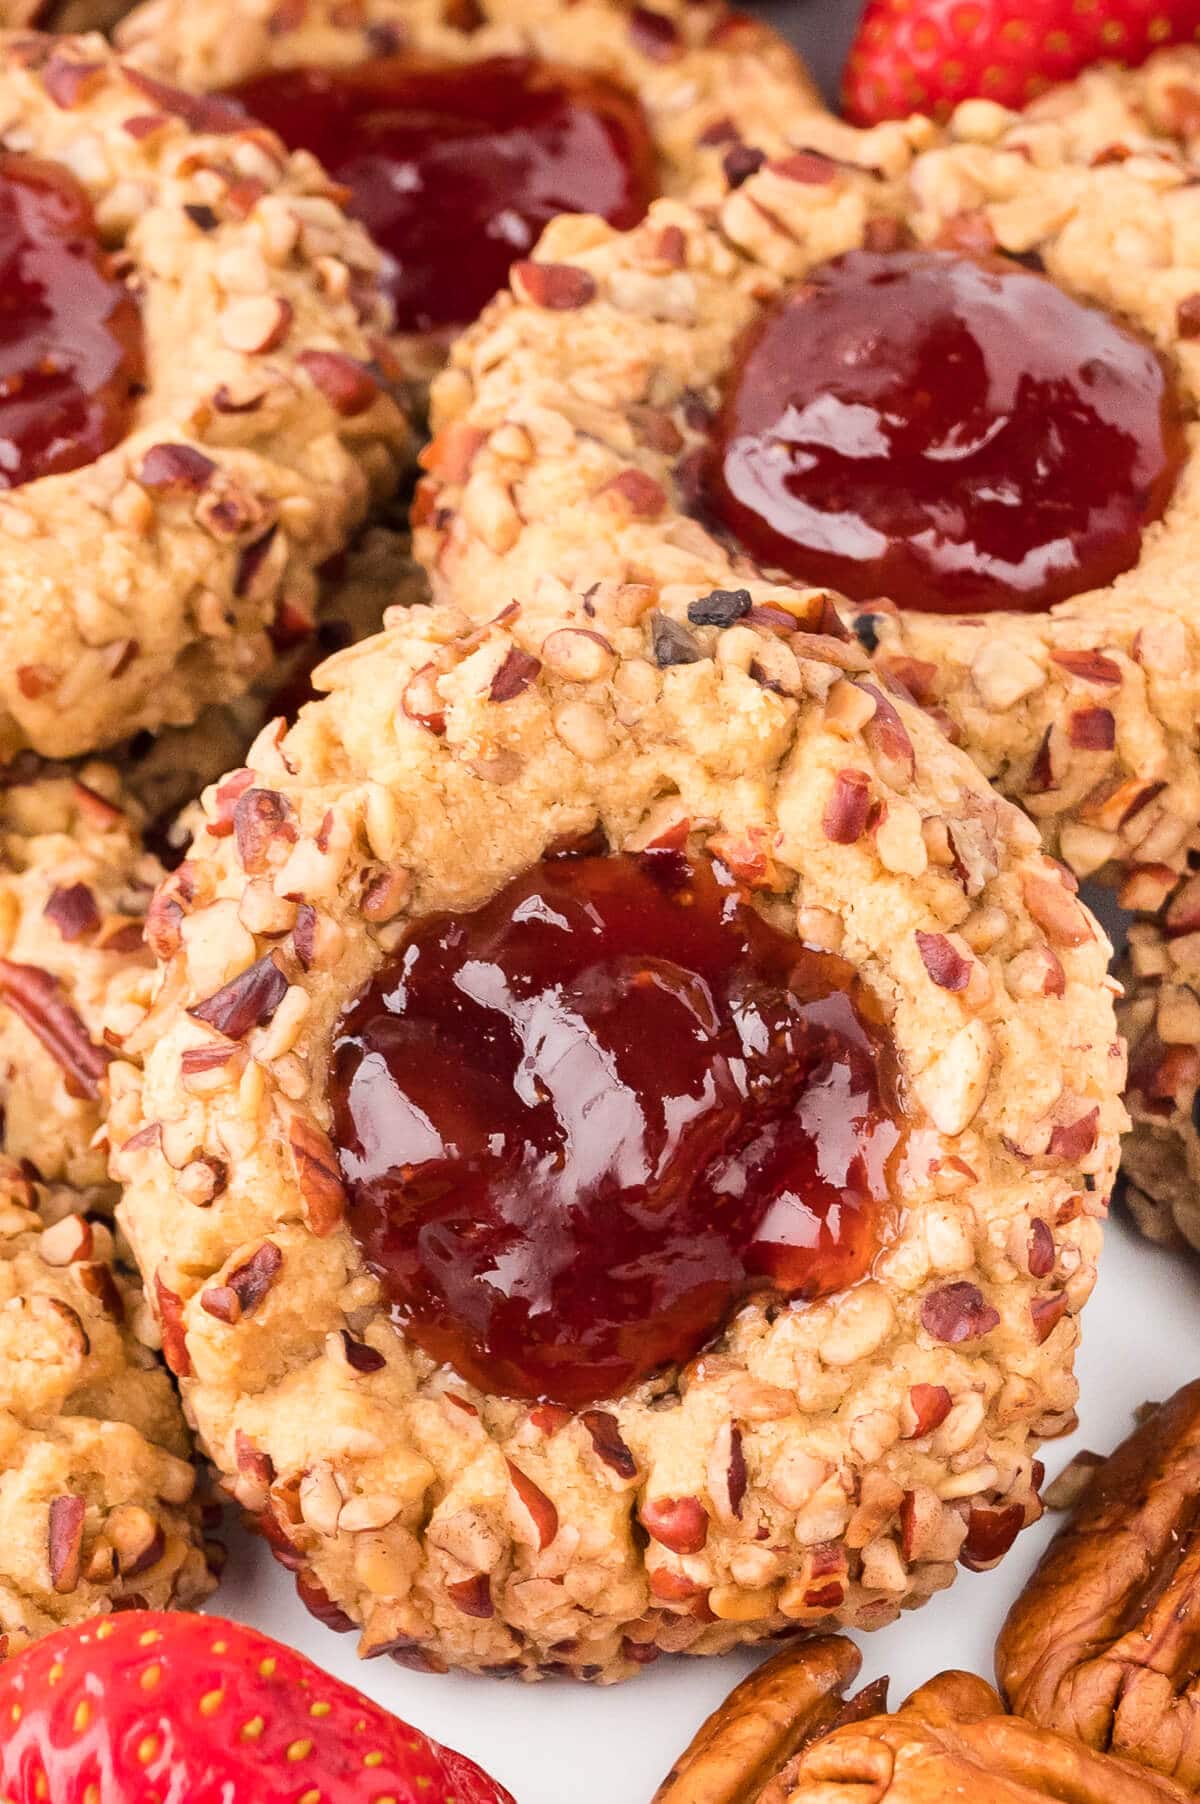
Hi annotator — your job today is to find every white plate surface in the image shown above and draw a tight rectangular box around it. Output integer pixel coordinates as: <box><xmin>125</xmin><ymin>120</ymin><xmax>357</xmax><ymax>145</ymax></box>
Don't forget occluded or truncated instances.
<box><xmin>214</xmin><ymin>11</ymin><xmax>1200</xmax><ymax>1799</ymax></box>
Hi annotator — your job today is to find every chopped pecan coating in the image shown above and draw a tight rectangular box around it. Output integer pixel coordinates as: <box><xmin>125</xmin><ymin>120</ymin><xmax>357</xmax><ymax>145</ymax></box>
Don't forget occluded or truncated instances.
<box><xmin>1117</xmin><ymin>912</ymin><xmax>1200</xmax><ymax>1257</ymax></box>
<box><xmin>110</xmin><ymin>586</ymin><xmax>1121</xmax><ymax>1679</ymax></box>
<box><xmin>0</xmin><ymin>1159</ymin><xmax>214</xmax><ymax>1654</ymax></box>
<box><xmin>0</xmin><ymin>766</ymin><xmax>158</xmax><ymax>1191</ymax></box>
<box><xmin>997</xmin><ymin>1380</ymin><xmax>1200</xmax><ymax>1791</ymax></box>
<box><xmin>0</xmin><ymin>32</ymin><xmax>407</xmax><ymax>761</ymax></box>
<box><xmin>410</xmin><ymin>53</ymin><xmax>1200</xmax><ymax>918</ymax></box>
<box><xmin>117</xmin><ymin>0</ymin><xmax>822</xmax><ymax>240</ymax></box>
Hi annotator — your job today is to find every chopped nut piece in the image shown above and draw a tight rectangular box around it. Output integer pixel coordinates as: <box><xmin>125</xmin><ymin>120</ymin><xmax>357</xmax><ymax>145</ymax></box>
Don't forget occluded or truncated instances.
<box><xmin>511</xmin><ymin>261</ymin><xmax>596</xmax><ymax>310</ymax></box>
<box><xmin>218</xmin><ymin>294</ymin><xmax>294</xmax><ymax>355</ymax></box>
<box><xmin>295</xmin><ymin>350</ymin><xmax>379</xmax><ymax>417</ymax></box>
<box><xmin>1042</xmin><ymin>1449</ymin><xmax>1104</xmax><ymax>1511</ymax></box>
<box><xmin>189</xmin><ymin>953</ymin><xmax>288</xmax><ymax>1039</ymax></box>
<box><xmin>822</xmin><ymin>770</ymin><xmax>871</xmax><ymax>844</ymax></box>
<box><xmin>921</xmin><ymin>1281</ymin><xmax>999</xmax><ymax>1345</ymax></box>
<box><xmin>916</xmin><ymin>931</ymin><xmax>972</xmax><ymax>992</ymax></box>
<box><xmin>580</xmin><ymin>1409</ymin><xmax>637</xmax><ymax>1479</ymax></box>
<box><xmin>490</xmin><ymin>648</ymin><xmax>541</xmax><ymax>702</ymax></box>
<box><xmin>506</xmin><ymin>1460</ymin><xmax>558</xmax><ymax>1550</ymax></box>
<box><xmin>288</xmin><ymin>1116</ymin><xmax>346</xmax><ymax>1234</ymax></box>
<box><xmin>641</xmin><ymin>1496</ymin><xmax>709</xmax><ymax>1555</ymax></box>
<box><xmin>913</xmin><ymin>1021</ymin><xmax>993</xmax><ymax>1136</ymax></box>
<box><xmin>48</xmin><ymin>1495</ymin><xmax>86</xmax><ymax>1594</ymax></box>
<box><xmin>903</xmin><ymin>1383</ymin><xmax>953</xmax><ymax>1439</ymax></box>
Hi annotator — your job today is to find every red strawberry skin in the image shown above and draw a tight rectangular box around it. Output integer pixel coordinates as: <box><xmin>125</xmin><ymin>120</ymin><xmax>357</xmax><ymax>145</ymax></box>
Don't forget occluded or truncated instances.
<box><xmin>843</xmin><ymin>0</ymin><xmax>1200</xmax><ymax>125</ymax></box>
<box><xmin>0</xmin><ymin>1611</ymin><xmax>516</xmax><ymax>1804</ymax></box>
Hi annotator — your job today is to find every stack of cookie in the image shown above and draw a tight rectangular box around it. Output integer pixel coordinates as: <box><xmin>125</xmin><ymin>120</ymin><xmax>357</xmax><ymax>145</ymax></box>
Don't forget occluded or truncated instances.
<box><xmin>0</xmin><ymin>0</ymin><xmax>1192</xmax><ymax>1715</ymax></box>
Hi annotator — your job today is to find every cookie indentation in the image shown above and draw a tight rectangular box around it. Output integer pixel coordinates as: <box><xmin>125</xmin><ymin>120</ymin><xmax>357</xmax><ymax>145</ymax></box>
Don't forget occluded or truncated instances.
<box><xmin>230</xmin><ymin>56</ymin><xmax>657</xmax><ymax>334</ymax></box>
<box><xmin>0</xmin><ymin>154</ymin><xmax>143</xmax><ymax>489</ymax></box>
<box><xmin>331</xmin><ymin>848</ymin><xmax>901</xmax><ymax>1407</ymax></box>
<box><xmin>707</xmin><ymin>249</ymin><xmax>1185</xmax><ymax>615</ymax></box>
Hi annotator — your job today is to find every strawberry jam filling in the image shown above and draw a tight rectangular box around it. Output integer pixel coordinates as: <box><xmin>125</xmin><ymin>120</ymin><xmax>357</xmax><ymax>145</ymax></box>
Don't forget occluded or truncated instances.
<box><xmin>0</xmin><ymin>154</ymin><xmax>143</xmax><ymax>489</ymax></box>
<box><xmin>330</xmin><ymin>848</ymin><xmax>901</xmax><ymax>1408</ymax></box>
<box><xmin>228</xmin><ymin>56</ymin><xmax>657</xmax><ymax>335</ymax></box>
<box><xmin>707</xmin><ymin>248</ymin><xmax>1185</xmax><ymax>615</ymax></box>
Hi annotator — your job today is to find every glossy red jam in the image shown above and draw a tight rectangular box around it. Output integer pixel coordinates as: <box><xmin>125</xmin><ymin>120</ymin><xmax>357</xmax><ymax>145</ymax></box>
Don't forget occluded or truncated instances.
<box><xmin>0</xmin><ymin>154</ymin><xmax>143</xmax><ymax>489</ymax></box>
<box><xmin>707</xmin><ymin>248</ymin><xmax>1185</xmax><ymax>615</ymax></box>
<box><xmin>331</xmin><ymin>850</ymin><xmax>901</xmax><ymax>1408</ymax></box>
<box><xmin>229</xmin><ymin>56</ymin><xmax>657</xmax><ymax>335</ymax></box>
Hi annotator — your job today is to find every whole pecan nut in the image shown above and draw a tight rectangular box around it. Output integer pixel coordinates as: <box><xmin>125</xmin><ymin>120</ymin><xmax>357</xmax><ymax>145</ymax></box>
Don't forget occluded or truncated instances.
<box><xmin>650</xmin><ymin>1637</ymin><xmax>868</xmax><ymax>1803</ymax></box>
<box><xmin>777</xmin><ymin>1672</ymin><xmax>1189</xmax><ymax>1802</ymax></box>
<box><xmin>656</xmin><ymin>1652</ymin><xmax>1191</xmax><ymax>1803</ymax></box>
<box><xmin>656</xmin><ymin>1638</ymin><xmax>898</xmax><ymax>1804</ymax></box>
<box><xmin>996</xmin><ymin>1379</ymin><xmax>1200</xmax><ymax>1790</ymax></box>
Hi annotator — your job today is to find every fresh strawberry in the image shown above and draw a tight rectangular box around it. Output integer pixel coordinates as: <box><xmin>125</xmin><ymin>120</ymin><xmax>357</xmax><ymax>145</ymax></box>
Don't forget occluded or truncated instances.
<box><xmin>0</xmin><ymin>1611</ymin><xmax>516</xmax><ymax>1804</ymax></box>
<box><xmin>843</xmin><ymin>0</ymin><xmax>1200</xmax><ymax>126</ymax></box>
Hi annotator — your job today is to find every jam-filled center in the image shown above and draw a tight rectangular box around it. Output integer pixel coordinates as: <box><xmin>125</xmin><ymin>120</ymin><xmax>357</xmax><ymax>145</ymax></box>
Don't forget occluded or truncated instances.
<box><xmin>228</xmin><ymin>56</ymin><xmax>658</xmax><ymax>335</ymax></box>
<box><xmin>0</xmin><ymin>154</ymin><xmax>144</xmax><ymax>490</ymax></box>
<box><xmin>706</xmin><ymin>248</ymin><xmax>1186</xmax><ymax>616</ymax></box>
<box><xmin>330</xmin><ymin>849</ymin><xmax>901</xmax><ymax>1408</ymax></box>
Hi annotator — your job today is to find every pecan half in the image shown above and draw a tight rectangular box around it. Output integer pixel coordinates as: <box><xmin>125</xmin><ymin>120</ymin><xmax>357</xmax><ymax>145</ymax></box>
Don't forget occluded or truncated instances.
<box><xmin>659</xmin><ymin>1652</ymin><xmax>1190</xmax><ymax>1802</ymax></box>
<box><xmin>997</xmin><ymin>1380</ymin><xmax>1200</xmax><ymax>1791</ymax></box>
<box><xmin>777</xmin><ymin>1672</ymin><xmax>1187</xmax><ymax>1801</ymax></box>
<box><xmin>651</xmin><ymin>1637</ymin><xmax>866</xmax><ymax>1804</ymax></box>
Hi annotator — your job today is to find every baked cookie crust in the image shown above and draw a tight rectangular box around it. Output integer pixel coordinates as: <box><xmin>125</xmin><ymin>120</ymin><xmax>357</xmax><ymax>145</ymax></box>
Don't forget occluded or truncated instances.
<box><xmin>1016</xmin><ymin>45</ymin><xmax>1200</xmax><ymax>161</ymax></box>
<box><xmin>0</xmin><ymin>2</ymin><xmax>132</xmax><ymax>26</ymax></box>
<box><xmin>1116</xmin><ymin>911</ymin><xmax>1200</xmax><ymax>1255</ymax></box>
<box><xmin>121</xmin><ymin>518</ymin><xmax>428</xmax><ymax>846</ymax></box>
<box><xmin>111</xmin><ymin>593</ymin><xmax>1123</xmax><ymax>1680</ymax></box>
<box><xmin>116</xmin><ymin>0</ymin><xmax>822</xmax><ymax>387</ymax></box>
<box><xmin>0</xmin><ymin>31</ymin><xmax>408</xmax><ymax>761</ymax></box>
<box><xmin>0</xmin><ymin>1161</ymin><xmax>214</xmax><ymax>1658</ymax></box>
<box><xmin>0</xmin><ymin>765</ymin><xmax>162</xmax><ymax>1195</ymax></box>
<box><xmin>414</xmin><ymin>95</ymin><xmax>1200</xmax><ymax>896</ymax></box>
<box><xmin>0</xmin><ymin>1</ymin><xmax>133</xmax><ymax>28</ymax></box>
<box><xmin>117</xmin><ymin>0</ymin><xmax>820</xmax><ymax>199</ymax></box>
